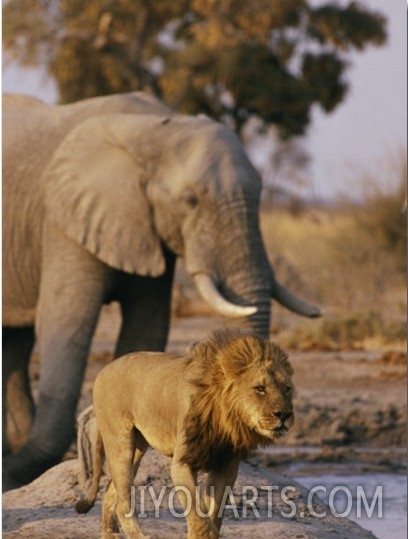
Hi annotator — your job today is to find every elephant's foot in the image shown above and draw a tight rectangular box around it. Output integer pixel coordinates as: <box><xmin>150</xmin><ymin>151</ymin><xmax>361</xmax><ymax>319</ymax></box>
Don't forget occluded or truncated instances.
<box><xmin>2</xmin><ymin>465</ymin><xmax>25</xmax><ymax>492</ymax></box>
<box><xmin>2</xmin><ymin>393</ymin><xmax>78</xmax><ymax>491</ymax></box>
<box><xmin>2</xmin><ymin>443</ymin><xmax>61</xmax><ymax>492</ymax></box>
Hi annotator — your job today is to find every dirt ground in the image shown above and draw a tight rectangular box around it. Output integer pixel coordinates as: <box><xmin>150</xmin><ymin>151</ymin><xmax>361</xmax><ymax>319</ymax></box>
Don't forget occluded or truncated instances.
<box><xmin>3</xmin><ymin>302</ymin><xmax>406</xmax><ymax>538</ymax></box>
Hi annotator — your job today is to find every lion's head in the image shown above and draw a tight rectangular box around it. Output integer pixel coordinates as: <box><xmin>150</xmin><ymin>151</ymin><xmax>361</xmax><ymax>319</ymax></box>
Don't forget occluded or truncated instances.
<box><xmin>182</xmin><ymin>330</ymin><xmax>294</xmax><ymax>472</ymax></box>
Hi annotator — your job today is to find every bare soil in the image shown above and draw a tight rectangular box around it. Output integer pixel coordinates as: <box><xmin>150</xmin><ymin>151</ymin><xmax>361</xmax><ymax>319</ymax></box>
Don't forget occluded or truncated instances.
<box><xmin>3</xmin><ymin>303</ymin><xmax>406</xmax><ymax>538</ymax></box>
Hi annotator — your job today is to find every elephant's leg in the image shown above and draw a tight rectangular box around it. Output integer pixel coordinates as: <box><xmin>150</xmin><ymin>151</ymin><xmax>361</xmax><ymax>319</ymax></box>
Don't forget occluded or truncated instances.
<box><xmin>115</xmin><ymin>250</ymin><xmax>175</xmax><ymax>356</ymax></box>
<box><xmin>3</xmin><ymin>232</ymin><xmax>112</xmax><ymax>489</ymax></box>
<box><xmin>2</xmin><ymin>326</ymin><xmax>35</xmax><ymax>456</ymax></box>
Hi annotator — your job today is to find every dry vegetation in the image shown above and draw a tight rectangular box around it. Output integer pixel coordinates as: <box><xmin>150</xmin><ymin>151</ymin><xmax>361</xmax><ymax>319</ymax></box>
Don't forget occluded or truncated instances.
<box><xmin>260</xmin><ymin>165</ymin><xmax>406</xmax><ymax>351</ymax></box>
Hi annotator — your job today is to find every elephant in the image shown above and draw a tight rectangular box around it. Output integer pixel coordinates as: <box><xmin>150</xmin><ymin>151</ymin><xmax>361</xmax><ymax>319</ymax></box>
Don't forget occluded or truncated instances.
<box><xmin>2</xmin><ymin>91</ymin><xmax>320</xmax><ymax>490</ymax></box>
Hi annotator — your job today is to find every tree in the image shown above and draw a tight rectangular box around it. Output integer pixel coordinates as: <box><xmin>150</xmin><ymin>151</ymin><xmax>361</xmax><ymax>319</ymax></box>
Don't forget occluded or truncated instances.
<box><xmin>3</xmin><ymin>0</ymin><xmax>386</xmax><ymax>138</ymax></box>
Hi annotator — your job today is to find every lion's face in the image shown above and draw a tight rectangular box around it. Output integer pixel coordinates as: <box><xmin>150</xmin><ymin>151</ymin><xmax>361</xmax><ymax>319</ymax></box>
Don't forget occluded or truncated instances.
<box><xmin>184</xmin><ymin>331</ymin><xmax>295</xmax><ymax>471</ymax></box>
<box><xmin>237</xmin><ymin>361</ymin><xmax>294</xmax><ymax>440</ymax></box>
<box><xmin>220</xmin><ymin>337</ymin><xmax>295</xmax><ymax>441</ymax></box>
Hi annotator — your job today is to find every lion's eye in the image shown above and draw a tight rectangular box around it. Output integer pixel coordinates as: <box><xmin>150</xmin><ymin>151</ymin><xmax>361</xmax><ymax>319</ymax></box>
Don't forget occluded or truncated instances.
<box><xmin>255</xmin><ymin>385</ymin><xmax>266</xmax><ymax>395</ymax></box>
<box><xmin>185</xmin><ymin>193</ymin><xmax>199</xmax><ymax>208</ymax></box>
<box><xmin>285</xmin><ymin>385</ymin><xmax>292</xmax><ymax>394</ymax></box>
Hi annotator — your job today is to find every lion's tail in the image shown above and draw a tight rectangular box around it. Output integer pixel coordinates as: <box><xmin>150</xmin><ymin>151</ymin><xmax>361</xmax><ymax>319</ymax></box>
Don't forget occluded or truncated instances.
<box><xmin>75</xmin><ymin>405</ymin><xmax>104</xmax><ymax>514</ymax></box>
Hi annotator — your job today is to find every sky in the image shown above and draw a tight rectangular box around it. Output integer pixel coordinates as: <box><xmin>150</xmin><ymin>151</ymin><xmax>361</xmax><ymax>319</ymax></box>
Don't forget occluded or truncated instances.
<box><xmin>306</xmin><ymin>0</ymin><xmax>407</xmax><ymax>200</ymax></box>
<box><xmin>2</xmin><ymin>0</ymin><xmax>407</xmax><ymax>201</ymax></box>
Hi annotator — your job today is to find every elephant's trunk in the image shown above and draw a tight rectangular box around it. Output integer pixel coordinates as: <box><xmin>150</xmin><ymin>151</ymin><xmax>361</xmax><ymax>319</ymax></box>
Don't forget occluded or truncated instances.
<box><xmin>212</xmin><ymin>222</ymin><xmax>273</xmax><ymax>338</ymax></box>
<box><xmin>271</xmin><ymin>274</ymin><xmax>322</xmax><ymax>318</ymax></box>
<box><xmin>219</xmin><ymin>264</ymin><xmax>272</xmax><ymax>339</ymax></box>
<box><xmin>192</xmin><ymin>263</ymin><xmax>321</xmax><ymax>338</ymax></box>
<box><xmin>183</xmin><ymin>201</ymin><xmax>271</xmax><ymax>336</ymax></box>
<box><xmin>186</xmin><ymin>200</ymin><xmax>320</xmax><ymax>338</ymax></box>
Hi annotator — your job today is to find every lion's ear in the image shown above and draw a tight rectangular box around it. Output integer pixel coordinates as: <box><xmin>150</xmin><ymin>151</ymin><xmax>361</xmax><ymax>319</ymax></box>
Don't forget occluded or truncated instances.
<box><xmin>269</xmin><ymin>343</ymin><xmax>293</xmax><ymax>376</ymax></box>
<box><xmin>285</xmin><ymin>359</ymin><xmax>294</xmax><ymax>376</ymax></box>
<box><xmin>186</xmin><ymin>340</ymin><xmax>200</xmax><ymax>354</ymax></box>
<box><xmin>219</xmin><ymin>347</ymin><xmax>251</xmax><ymax>377</ymax></box>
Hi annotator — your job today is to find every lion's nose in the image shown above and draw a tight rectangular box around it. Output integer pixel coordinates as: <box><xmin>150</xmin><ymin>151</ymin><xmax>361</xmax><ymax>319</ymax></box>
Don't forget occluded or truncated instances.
<box><xmin>273</xmin><ymin>411</ymin><xmax>293</xmax><ymax>425</ymax></box>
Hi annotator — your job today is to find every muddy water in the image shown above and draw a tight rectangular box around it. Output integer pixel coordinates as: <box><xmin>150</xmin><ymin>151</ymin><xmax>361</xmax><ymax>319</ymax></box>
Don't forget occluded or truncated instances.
<box><xmin>297</xmin><ymin>472</ymin><xmax>407</xmax><ymax>539</ymax></box>
<box><xmin>260</xmin><ymin>446</ymin><xmax>407</xmax><ymax>539</ymax></box>
<box><xmin>258</xmin><ymin>446</ymin><xmax>407</xmax><ymax>539</ymax></box>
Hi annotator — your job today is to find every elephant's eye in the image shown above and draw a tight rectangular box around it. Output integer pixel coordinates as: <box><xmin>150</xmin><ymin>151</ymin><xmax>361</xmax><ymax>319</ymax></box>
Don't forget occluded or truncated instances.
<box><xmin>185</xmin><ymin>193</ymin><xmax>199</xmax><ymax>208</ymax></box>
<box><xmin>254</xmin><ymin>385</ymin><xmax>266</xmax><ymax>395</ymax></box>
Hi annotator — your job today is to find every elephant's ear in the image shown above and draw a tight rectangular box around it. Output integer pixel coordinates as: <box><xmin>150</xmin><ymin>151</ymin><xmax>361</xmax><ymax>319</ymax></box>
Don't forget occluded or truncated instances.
<box><xmin>44</xmin><ymin>115</ymin><xmax>165</xmax><ymax>276</ymax></box>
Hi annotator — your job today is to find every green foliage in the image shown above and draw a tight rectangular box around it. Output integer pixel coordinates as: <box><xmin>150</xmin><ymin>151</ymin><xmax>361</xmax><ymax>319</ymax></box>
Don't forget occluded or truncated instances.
<box><xmin>3</xmin><ymin>0</ymin><xmax>387</xmax><ymax>138</ymax></box>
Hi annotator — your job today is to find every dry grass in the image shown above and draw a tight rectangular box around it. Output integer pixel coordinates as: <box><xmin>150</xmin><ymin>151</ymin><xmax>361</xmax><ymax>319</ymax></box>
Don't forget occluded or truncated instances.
<box><xmin>261</xmin><ymin>162</ymin><xmax>406</xmax><ymax>348</ymax></box>
<box><xmin>278</xmin><ymin>312</ymin><xmax>406</xmax><ymax>351</ymax></box>
<box><xmin>262</xmin><ymin>206</ymin><xmax>405</xmax><ymax>310</ymax></box>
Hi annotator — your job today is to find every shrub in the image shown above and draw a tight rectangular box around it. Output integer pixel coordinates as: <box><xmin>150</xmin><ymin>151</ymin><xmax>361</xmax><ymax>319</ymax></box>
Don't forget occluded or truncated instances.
<box><xmin>281</xmin><ymin>311</ymin><xmax>407</xmax><ymax>351</ymax></box>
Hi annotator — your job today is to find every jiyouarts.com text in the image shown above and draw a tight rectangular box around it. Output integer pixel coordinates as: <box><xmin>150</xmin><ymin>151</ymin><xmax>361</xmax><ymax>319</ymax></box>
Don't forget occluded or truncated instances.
<box><xmin>124</xmin><ymin>484</ymin><xmax>383</xmax><ymax>520</ymax></box>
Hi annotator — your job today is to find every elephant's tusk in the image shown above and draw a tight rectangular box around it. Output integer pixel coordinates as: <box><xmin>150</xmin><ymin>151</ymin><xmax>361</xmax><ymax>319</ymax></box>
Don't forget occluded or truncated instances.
<box><xmin>193</xmin><ymin>273</ymin><xmax>258</xmax><ymax>318</ymax></box>
<box><xmin>271</xmin><ymin>279</ymin><xmax>322</xmax><ymax>318</ymax></box>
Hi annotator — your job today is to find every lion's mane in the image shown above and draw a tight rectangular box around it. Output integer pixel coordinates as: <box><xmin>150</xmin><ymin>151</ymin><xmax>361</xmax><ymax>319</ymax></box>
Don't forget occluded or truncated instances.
<box><xmin>181</xmin><ymin>330</ymin><xmax>292</xmax><ymax>473</ymax></box>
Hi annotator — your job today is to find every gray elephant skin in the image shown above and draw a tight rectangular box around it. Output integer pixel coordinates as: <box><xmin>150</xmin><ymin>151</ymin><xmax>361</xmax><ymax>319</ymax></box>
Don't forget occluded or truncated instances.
<box><xmin>3</xmin><ymin>92</ymin><xmax>320</xmax><ymax>490</ymax></box>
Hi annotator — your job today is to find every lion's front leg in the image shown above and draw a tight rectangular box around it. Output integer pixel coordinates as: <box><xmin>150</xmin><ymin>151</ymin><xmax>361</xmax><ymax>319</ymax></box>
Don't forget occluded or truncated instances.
<box><xmin>205</xmin><ymin>457</ymin><xmax>240</xmax><ymax>533</ymax></box>
<box><xmin>170</xmin><ymin>459</ymin><xmax>219</xmax><ymax>539</ymax></box>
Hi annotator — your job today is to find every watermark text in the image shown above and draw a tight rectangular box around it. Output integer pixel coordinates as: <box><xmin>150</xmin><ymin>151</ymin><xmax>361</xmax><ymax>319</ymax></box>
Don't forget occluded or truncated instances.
<box><xmin>124</xmin><ymin>484</ymin><xmax>383</xmax><ymax>520</ymax></box>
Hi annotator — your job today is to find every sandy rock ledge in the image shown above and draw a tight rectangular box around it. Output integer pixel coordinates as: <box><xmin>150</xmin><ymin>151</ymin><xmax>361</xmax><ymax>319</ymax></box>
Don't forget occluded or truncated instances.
<box><xmin>3</xmin><ymin>451</ymin><xmax>377</xmax><ymax>539</ymax></box>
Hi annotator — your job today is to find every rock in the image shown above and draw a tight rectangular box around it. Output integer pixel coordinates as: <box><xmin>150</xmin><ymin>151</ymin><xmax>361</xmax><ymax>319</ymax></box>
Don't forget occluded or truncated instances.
<box><xmin>2</xmin><ymin>452</ymin><xmax>378</xmax><ymax>539</ymax></box>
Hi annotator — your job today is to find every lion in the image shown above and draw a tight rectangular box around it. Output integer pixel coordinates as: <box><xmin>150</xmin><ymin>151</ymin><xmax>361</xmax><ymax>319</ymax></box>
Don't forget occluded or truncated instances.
<box><xmin>75</xmin><ymin>330</ymin><xmax>294</xmax><ymax>538</ymax></box>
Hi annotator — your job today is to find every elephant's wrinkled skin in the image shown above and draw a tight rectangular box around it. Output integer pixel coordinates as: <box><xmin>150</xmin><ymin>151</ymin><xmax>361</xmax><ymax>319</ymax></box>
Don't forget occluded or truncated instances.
<box><xmin>2</xmin><ymin>92</ymin><xmax>320</xmax><ymax>490</ymax></box>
